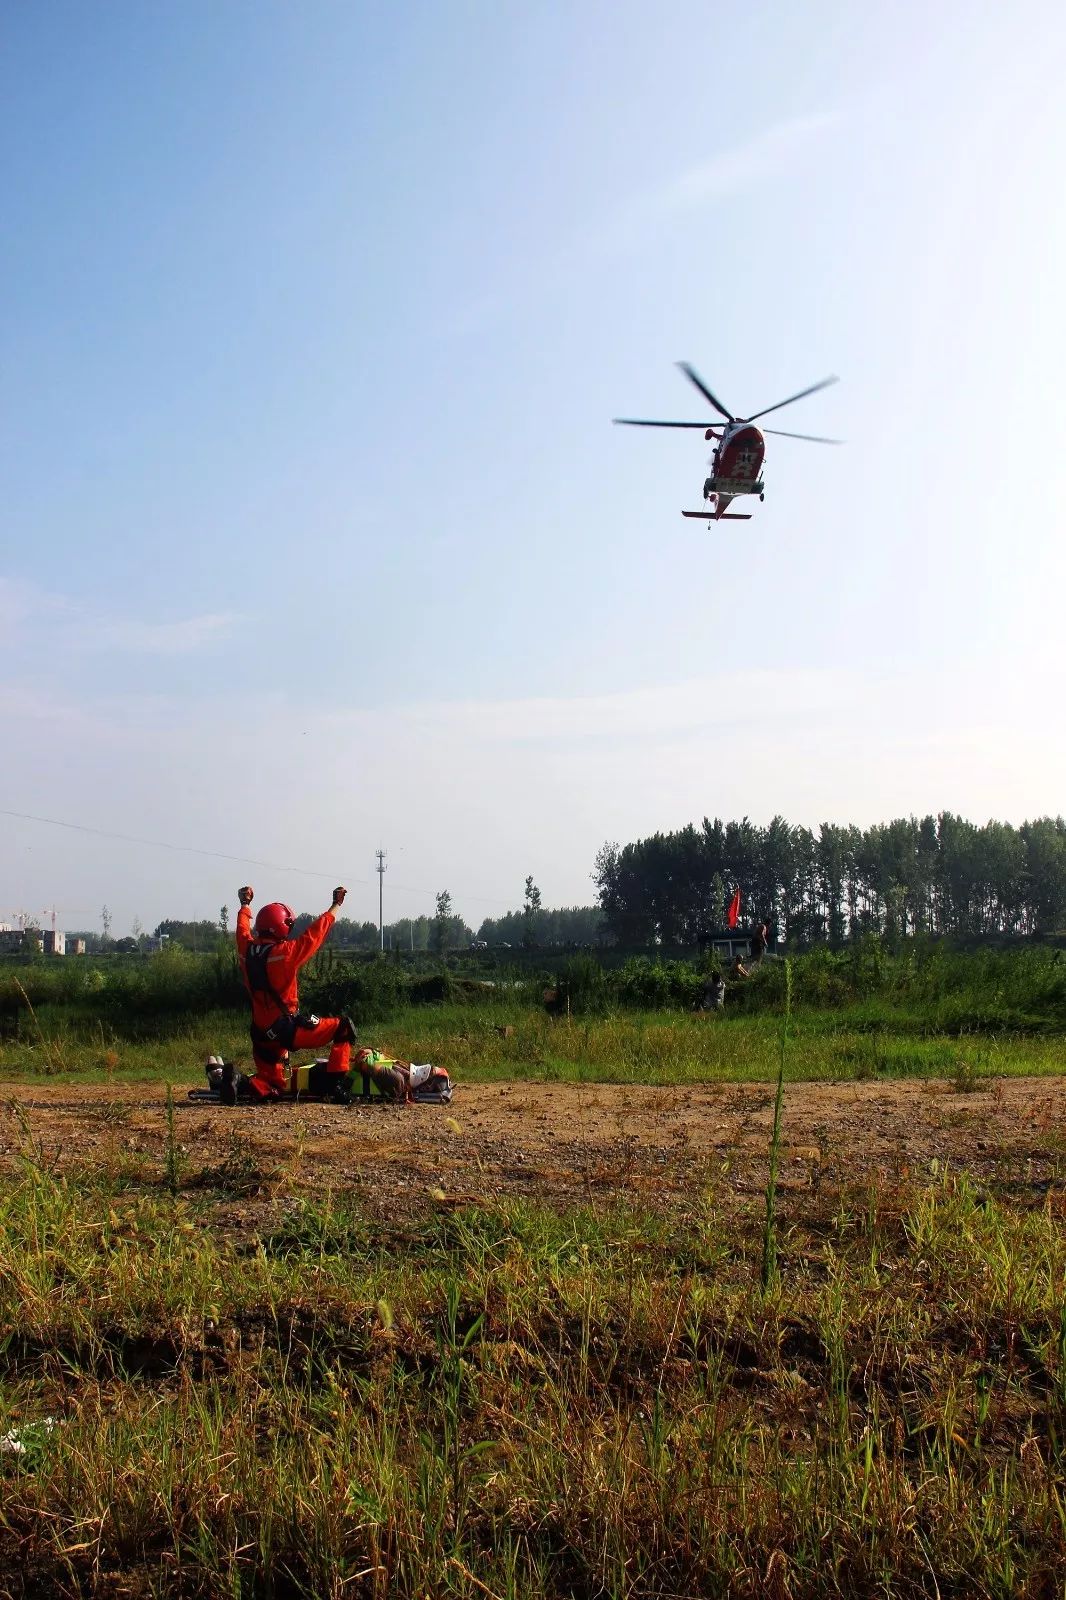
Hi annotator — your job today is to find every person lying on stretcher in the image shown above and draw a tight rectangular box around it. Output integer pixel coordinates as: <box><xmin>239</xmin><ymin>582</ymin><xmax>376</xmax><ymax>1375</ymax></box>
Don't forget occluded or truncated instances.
<box><xmin>355</xmin><ymin>1047</ymin><xmax>450</xmax><ymax>1104</ymax></box>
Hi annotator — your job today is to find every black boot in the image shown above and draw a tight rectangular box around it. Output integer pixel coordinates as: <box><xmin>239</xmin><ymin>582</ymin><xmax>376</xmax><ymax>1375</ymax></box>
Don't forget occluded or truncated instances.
<box><xmin>220</xmin><ymin>1061</ymin><xmax>238</xmax><ymax>1107</ymax></box>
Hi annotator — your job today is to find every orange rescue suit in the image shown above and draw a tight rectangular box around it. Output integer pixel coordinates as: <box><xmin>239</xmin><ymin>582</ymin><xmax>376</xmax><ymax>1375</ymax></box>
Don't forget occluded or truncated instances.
<box><xmin>235</xmin><ymin>905</ymin><xmax>335</xmax><ymax>1029</ymax></box>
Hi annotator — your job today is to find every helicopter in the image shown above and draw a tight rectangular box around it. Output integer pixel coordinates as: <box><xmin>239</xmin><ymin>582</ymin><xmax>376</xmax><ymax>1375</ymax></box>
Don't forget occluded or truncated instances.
<box><xmin>614</xmin><ymin>363</ymin><xmax>841</xmax><ymax>523</ymax></box>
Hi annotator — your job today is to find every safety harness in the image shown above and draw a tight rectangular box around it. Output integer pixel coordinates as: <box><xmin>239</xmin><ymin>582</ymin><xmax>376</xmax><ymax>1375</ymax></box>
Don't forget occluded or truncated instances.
<box><xmin>244</xmin><ymin>940</ymin><xmax>315</xmax><ymax>1051</ymax></box>
<box><xmin>244</xmin><ymin>939</ymin><xmax>356</xmax><ymax>1068</ymax></box>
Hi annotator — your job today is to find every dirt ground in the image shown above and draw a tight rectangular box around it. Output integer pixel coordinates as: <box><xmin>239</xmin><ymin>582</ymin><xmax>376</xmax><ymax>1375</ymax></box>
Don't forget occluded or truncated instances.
<box><xmin>2</xmin><ymin>1075</ymin><xmax>1064</xmax><ymax>1218</ymax></box>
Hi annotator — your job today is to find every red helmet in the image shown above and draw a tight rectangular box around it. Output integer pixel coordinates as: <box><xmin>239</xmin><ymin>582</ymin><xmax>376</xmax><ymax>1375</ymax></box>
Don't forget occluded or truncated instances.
<box><xmin>253</xmin><ymin>902</ymin><xmax>296</xmax><ymax>941</ymax></box>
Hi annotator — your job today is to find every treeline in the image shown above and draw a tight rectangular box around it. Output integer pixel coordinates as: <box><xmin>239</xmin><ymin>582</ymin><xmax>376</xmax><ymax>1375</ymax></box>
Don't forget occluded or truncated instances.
<box><xmin>75</xmin><ymin>906</ymin><xmax>602</xmax><ymax>955</ymax></box>
<box><xmin>149</xmin><ymin>914</ymin><xmax>476</xmax><ymax>954</ymax></box>
<box><xmin>376</xmin><ymin>915</ymin><xmax>474</xmax><ymax>952</ymax></box>
<box><xmin>595</xmin><ymin>813</ymin><xmax>1066</xmax><ymax>945</ymax></box>
<box><xmin>475</xmin><ymin>906</ymin><xmax>607</xmax><ymax>947</ymax></box>
<box><xmin>65</xmin><ymin>917</ymin><xmax>391</xmax><ymax>955</ymax></box>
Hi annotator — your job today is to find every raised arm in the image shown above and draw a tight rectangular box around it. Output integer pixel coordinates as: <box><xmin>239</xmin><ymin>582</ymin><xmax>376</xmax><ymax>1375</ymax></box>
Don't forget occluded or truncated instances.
<box><xmin>235</xmin><ymin>885</ymin><xmax>254</xmax><ymax>955</ymax></box>
<box><xmin>288</xmin><ymin>886</ymin><xmax>348</xmax><ymax>965</ymax></box>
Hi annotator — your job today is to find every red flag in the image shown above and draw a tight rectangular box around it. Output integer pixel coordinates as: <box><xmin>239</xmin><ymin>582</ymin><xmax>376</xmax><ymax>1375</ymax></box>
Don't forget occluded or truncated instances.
<box><xmin>727</xmin><ymin>886</ymin><xmax>741</xmax><ymax>929</ymax></box>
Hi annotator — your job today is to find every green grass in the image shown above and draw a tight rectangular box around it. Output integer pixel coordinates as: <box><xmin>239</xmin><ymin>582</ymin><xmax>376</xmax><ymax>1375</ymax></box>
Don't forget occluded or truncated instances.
<box><xmin>2</xmin><ymin>944</ymin><xmax>1064</xmax><ymax>1598</ymax></box>
<box><xmin>1</xmin><ymin>942</ymin><xmax>1062</xmax><ymax>1088</ymax></box>
<box><xmin>2</xmin><ymin>940</ymin><xmax>1056</xmax><ymax>1094</ymax></box>
<box><xmin>1</xmin><ymin>999</ymin><xmax>1064</xmax><ymax>1088</ymax></box>
<box><xmin>0</xmin><ymin>1142</ymin><xmax>1064</xmax><ymax>1598</ymax></box>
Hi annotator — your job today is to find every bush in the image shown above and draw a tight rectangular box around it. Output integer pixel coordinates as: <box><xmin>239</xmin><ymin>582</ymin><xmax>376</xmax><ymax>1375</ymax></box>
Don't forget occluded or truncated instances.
<box><xmin>301</xmin><ymin>955</ymin><xmax>408</xmax><ymax>1024</ymax></box>
<box><xmin>552</xmin><ymin>955</ymin><xmax>610</xmax><ymax>1017</ymax></box>
<box><xmin>612</xmin><ymin>958</ymin><xmax>704</xmax><ymax>1010</ymax></box>
<box><xmin>4</xmin><ymin>937</ymin><xmax>1063</xmax><ymax>1040</ymax></box>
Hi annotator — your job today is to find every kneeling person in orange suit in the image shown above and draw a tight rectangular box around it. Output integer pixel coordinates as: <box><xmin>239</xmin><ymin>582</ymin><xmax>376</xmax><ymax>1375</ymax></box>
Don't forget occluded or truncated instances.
<box><xmin>233</xmin><ymin>884</ymin><xmax>357</xmax><ymax>1102</ymax></box>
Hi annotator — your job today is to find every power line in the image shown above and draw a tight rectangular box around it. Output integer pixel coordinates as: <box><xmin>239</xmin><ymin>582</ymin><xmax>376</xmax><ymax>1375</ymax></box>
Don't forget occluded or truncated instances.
<box><xmin>0</xmin><ymin>805</ymin><xmax>364</xmax><ymax>883</ymax></box>
<box><xmin>0</xmin><ymin>804</ymin><xmax>518</xmax><ymax>908</ymax></box>
<box><xmin>376</xmin><ymin>848</ymin><xmax>387</xmax><ymax>950</ymax></box>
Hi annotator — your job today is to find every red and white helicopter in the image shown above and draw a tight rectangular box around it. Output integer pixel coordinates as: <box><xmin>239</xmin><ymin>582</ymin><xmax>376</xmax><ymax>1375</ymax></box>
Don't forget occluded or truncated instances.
<box><xmin>614</xmin><ymin>363</ymin><xmax>841</xmax><ymax>523</ymax></box>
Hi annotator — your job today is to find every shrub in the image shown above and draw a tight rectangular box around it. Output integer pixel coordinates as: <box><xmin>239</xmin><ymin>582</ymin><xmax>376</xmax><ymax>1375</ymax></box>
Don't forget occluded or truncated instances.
<box><xmin>302</xmin><ymin>955</ymin><xmax>407</xmax><ymax>1023</ymax></box>
<box><xmin>552</xmin><ymin>955</ymin><xmax>610</xmax><ymax>1017</ymax></box>
<box><xmin>612</xmin><ymin>958</ymin><xmax>703</xmax><ymax>1011</ymax></box>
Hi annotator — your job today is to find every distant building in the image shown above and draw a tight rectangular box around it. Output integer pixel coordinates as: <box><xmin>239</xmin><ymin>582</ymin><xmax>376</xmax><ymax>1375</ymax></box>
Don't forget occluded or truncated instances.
<box><xmin>0</xmin><ymin>922</ymin><xmax>10</xmax><ymax>933</ymax></box>
<box><xmin>709</xmin><ymin>931</ymin><xmax>753</xmax><ymax>962</ymax></box>
<box><xmin>41</xmin><ymin>930</ymin><xmax>66</xmax><ymax>956</ymax></box>
<box><xmin>67</xmin><ymin>937</ymin><xmax>87</xmax><ymax>956</ymax></box>
<box><xmin>0</xmin><ymin>929</ymin><xmax>43</xmax><ymax>955</ymax></box>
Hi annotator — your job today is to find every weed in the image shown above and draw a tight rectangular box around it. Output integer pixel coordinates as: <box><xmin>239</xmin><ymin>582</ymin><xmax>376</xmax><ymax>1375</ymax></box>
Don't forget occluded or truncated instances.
<box><xmin>200</xmin><ymin>1130</ymin><xmax>264</xmax><ymax>1195</ymax></box>
<box><xmin>761</xmin><ymin>959</ymin><xmax>792</xmax><ymax>1293</ymax></box>
<box><xmin>163</xmin><ymin>1081</ymin><xmax>184</xmax><ymax>1196</ymax></box>
<box><xmin>11</xmin><ymin>977</ymin><xmax>68</xmax><ymax>1073</ymax></box>
<box><xmin>952</xmin><ymin>1054</ymin><xmax>979</xmax><ymax>1093</ymax></box>
<box><xmin>0</xmin><ymin>1165</ymin><xmax>1062</xmax><ymax>1596</ymax></box>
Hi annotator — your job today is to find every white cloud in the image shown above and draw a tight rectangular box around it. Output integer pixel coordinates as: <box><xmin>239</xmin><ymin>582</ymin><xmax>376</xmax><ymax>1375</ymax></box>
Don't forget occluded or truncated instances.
<box><xmin>92</xmin><ymin>612</ymin><xmax>240</xmax><ymax>655</ymax></box>
<box><xmin>313</xmin><ymin>667</ymin><xmax>856</xmax><ymax>746</ymax></box>
<box><xmin>595</xmin><ymin>112</ymin><xmax>840</xmax><ymax>252</ymax></box>
<box><xmin>449</xmin><ymin>112</ymin><xmax>840</xmax><ymax>335</ymax></box>
<box><xmin>0</xmin><ymin>684</ymin><xmax>90</xmax><ymax>727</ymax></box>
<box><xmin>657</xmin><ymin>114</ymin><xmax>839</xmax><ymax>214</ymax></box>
<box><xmin>0</xmin><ymin>576</ymin><xmax>74</xmax><ymax>633</ymax></box>
<box><xmin>0</xmin><ymin>575</ymin><xmax>240</xmax><ymax>657</ymax></box>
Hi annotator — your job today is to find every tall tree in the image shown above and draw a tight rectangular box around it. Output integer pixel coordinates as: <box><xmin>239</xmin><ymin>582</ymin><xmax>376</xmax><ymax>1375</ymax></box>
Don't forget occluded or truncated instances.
<box><xmin>594</xmin><ymin>810</ymin><xmax>1066</xmax><ymax>946</ymax></box>
<box><xmin>709</xmin><ymin>873</ymin><xmax>727</xmax><ymax>932</ymax></box>
<box><xmin>816</xmin><ymin>823</ymin><xmax>848</xmax><ymax>947</ymax></box>
<box><xmin>154</xmin><ymin>918</ymin><xmax>226</xmax><ymax>950</ymax></box>
<box><xmin>1020</xmin><ymin>817</ymin><xmax>1066</xmax><ymax>932</ymax></box>
<box><xmin>432</xmin><ymin>891</ymin><xmax>453</xmax><ymax>954</ymax></box>
<box><xmin>523</xmin><ymin>876</ymin><xmax>542</xmax><ymax>948</ymax></box>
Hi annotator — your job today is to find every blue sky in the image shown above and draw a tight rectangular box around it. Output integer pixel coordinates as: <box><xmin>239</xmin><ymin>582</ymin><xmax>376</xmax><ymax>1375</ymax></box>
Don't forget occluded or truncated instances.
<box><xmin>3</xmin><ymin>1</ymin><xmax>1064</xmax><ymax>933</ymax></box>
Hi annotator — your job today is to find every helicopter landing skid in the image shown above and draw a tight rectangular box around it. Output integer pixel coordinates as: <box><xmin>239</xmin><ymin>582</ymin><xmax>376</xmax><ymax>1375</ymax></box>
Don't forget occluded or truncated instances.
<box><xmin>681</xmin><ymin>509</ymin><xmax>752</xmax><ymax>520</ymax></box>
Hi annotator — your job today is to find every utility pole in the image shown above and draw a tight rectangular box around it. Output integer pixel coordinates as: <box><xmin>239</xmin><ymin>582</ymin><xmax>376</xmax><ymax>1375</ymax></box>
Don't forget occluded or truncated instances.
<box><xmin>376</xmin><ymin>849</ymin><xmax>387</xmax><ymax>949</ymax></box>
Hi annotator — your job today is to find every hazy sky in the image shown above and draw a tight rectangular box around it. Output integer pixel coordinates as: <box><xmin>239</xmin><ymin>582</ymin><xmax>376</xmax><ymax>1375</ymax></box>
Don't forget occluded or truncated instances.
<box><xmin>3</xmin><ymin>1</ymin><xmax>1064</xmax><ymax>935</ymax></box>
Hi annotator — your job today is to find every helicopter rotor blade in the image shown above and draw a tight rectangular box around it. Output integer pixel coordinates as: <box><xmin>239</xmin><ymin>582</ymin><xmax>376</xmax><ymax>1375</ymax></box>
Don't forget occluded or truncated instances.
<box><xmin>746</xmin><ymin>375</ymin><xmax>839</xmax><ymax>422</ymax></box>
<box><xmin>762</xmin><ymin>427</ymin><xmax>843</xmax><ymax>444</ymax></box>
<box><xmin>613</xmin><ymin>418</ymin><xmax>716</xmax><ymax>429</ymax></box>
<box><xmin>676</xmin><ymin>362</ymin><xmax>735</xmax><ymax>421</ymax></box>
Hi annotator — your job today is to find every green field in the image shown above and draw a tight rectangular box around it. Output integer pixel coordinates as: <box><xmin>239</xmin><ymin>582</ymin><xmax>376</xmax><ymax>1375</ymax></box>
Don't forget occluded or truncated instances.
<box><xmin>2</xmin><ymin>941</ymin><xmax>1064</xmax><ymax>1088</ymax></box>
<box><xmin>1</xmin><ymin>943</ymin><xmax>1064</xmax><ymax>1596</ymax></box>
<box><xmin>1</xmin><ymin>1144</ymin><xmax>1064</xmax><ymax>1597</ymax></box>
<box><xmin>4</xmin><ymin>1003</ymin><xmax>1065</xmax><ymax>1091</ymax></box>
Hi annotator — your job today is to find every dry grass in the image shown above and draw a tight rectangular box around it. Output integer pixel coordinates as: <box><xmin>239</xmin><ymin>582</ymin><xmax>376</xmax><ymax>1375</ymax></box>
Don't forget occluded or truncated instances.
<box><xmin>1</xmin><ymin>1118</ymin><xmax>1064</xmax><ymax>1598</ymax></box>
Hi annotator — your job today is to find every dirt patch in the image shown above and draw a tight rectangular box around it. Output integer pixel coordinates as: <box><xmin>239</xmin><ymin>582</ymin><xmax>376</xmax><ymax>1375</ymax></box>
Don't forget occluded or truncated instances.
<box><xmin>2</xmin><ymin>1075</ymin><xmax>1064</xmax><ymax>1215</ymax></box>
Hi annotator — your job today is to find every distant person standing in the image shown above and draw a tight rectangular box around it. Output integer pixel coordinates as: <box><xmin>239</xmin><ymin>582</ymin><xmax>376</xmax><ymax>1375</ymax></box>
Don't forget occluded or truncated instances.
<box><xmin>751</xmin><ymin>921</ymin><xmax>769</xmax><ymax>964</ymax></box>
